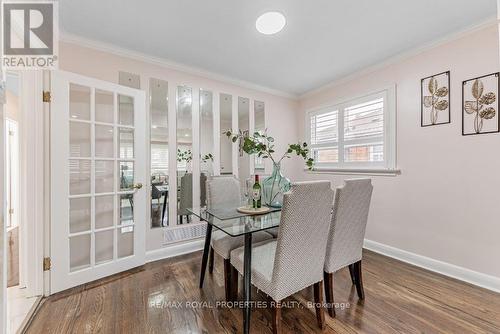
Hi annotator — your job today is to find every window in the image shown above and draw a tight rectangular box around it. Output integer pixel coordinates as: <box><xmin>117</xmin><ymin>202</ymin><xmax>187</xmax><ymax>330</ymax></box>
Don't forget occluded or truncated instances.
<box><xmin>151</xmin><ymin>143</ymin><xmax>168</xmax><ymax>177</ymax></box>
<box><xmin>307</xmin><ymin>88</ymin><xmax>396</xmax><ymax>171</ymax></box>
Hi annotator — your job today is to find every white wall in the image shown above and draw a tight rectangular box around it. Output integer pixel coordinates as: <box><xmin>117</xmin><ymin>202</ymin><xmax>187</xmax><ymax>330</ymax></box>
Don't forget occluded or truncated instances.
<box><xmin>58</xmin><ymin>41</ymin><xmax>300</xmax><ymax>252</ymax></box>
<box><xmin>297</xmin><ymin>24</ymin><xmax>500</xmax><ymax>280</ymax></box>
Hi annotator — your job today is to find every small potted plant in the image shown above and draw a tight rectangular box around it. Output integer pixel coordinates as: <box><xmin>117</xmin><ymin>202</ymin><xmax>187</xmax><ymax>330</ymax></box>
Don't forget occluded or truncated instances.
<box><xmin>226</xmin><ymin>130</ymin><xmax>314</xmax><ymax>207</ymax></box>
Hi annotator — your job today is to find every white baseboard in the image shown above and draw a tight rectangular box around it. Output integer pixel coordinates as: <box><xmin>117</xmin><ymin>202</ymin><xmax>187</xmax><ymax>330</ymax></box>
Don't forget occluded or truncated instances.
<box><xmin>363</xmin><ymin>239</ymin><xmax>500</xmax><ymax>293</ymax></box>
<box><xmin>146</xmin><ymin>238</ymin><xmax>205</xmax><ymax>263</ymax></box>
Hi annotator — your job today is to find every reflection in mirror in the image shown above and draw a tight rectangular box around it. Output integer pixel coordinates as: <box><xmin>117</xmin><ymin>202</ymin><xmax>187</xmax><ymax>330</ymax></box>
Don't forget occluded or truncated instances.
<box><xmin>254</xmin><ymin>101</ymin><xmax>266</xmax><ymax>172</ymax></box>
<box><xmin>150</xmin><ymin>78</ymin><xmax>169</xmax><ymax>228</ymax></box>
<box><xmin>238</xmin><ymin>97</ymin><xmax>250</xmax><ymax>193</ymax></box>
<box><xmin>220</xmin><ymin>93</ymin><xmax>232</xmax><ymax>175</ymax></box>
<box><xmin>177</xmin><ymin>86</ymin><xmax>193</xmax><ymax>224</ymax></box>
<box><xmin>200</xmin><ymin>90</ymin><xmax>213</xmax><ymax>208</ymax></box>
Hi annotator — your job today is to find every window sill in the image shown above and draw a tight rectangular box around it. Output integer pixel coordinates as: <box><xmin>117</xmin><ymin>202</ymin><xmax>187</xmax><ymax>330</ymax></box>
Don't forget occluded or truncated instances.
<box><xmin>305</xmin><ymin>167</ymin><xmax>401</xmax><ymax>176</ymax></box>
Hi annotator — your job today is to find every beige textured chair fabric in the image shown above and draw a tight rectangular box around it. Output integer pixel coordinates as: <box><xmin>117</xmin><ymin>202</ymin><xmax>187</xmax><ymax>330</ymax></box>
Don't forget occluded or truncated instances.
<box><xmin>206</xmin><ymin>176</ymin><xmax>273</xmax><ymax>259</ymax></box>
<box><xmin>324</xmin><ymin>179</ymin><xmax>373</xmax><ymax>273</ymax></box>
<box><xmin>178</xmin><ymin>173</ymin><xmax>208</xmax><ymax>216</ymax></box>
<box><xmin>178</xmin><ymin>173</ymin><xmax>192</xmax><ymax>216</ymax></box>
<box><xmin>206</xmin><ymin>176</ymin><xmax>241</xmax><ymax>208</ymax></box>
<box><xmin>212</xmin><ymin>231</ymin><xmax>274</xmax><ymax>259</ymax></box>
<box><xmin>231</xmin><ymin>181</ymin><xmax>334</xmax><ymax>301</ymax></box>
<box><xmin>266</xmin><ymin>228</ymin><xmax>279</xmax><ymax>238</ymax></box>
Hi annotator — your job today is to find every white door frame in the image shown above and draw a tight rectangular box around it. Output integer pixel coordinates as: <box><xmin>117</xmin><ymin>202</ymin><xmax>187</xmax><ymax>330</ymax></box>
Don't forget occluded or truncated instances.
<box><xmin>0</xmin><ymin>70</ymin><xmax>46</xmax><ymax>334</ymax></box>
<box><xmin>19</xmin><ymin>71</ymin><xmax>46</xmax><ymax>297</ymax></box>
<box><xmin>1</xmin><ymin>68</ymin><xmax>8</xmax><ymax>334</ymax></box>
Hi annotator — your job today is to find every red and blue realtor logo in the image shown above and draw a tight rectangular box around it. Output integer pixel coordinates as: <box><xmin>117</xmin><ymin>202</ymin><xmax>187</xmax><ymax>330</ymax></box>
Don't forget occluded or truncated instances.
<box><xmin>2</xmin><ymin>1</ymin><xmax>58</xmax><ymax>69</ymax></box>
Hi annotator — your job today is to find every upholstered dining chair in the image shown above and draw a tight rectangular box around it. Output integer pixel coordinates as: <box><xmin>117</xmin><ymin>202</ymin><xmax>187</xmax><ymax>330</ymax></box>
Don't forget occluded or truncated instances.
<box><xmin>206</xmin><ymin>176</ymin><xmax>273</xmax><ymax>300</ymax></box>
<box><xmin>178</xmin><ymin>173</ymin><xmax>208</xmax><ymax>224</ymax></box>
<box><xmin>323</xmin><ymin>179</ymin><xmax>373</xmax><ymax>317</ymax></box>
<box><xmin>230</xmin><ymin>181</ymin><xmax>334</xmax><ymax>334</ymax></box>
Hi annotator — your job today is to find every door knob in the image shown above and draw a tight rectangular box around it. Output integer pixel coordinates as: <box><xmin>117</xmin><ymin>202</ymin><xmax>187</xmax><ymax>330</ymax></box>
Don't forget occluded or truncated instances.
<box><xmin>132</xmin><ymin>183</ymin><xmax>143</xmax><ymax>190</ymax></box>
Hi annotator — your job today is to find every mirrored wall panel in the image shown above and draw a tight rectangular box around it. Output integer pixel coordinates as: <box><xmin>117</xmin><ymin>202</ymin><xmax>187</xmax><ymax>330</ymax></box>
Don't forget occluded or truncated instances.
<box><xmin>254</xmin><ymin>101</ymin><xmax>266</xmax><ymax>172</ymax></box>
<box><xmin>200</xmin><ymin>90</ymin><xmax>213</xmax><ymax>208</ymax></box>
<box><xmin>150</xmin><ymin>78</ymin><xmax>169</xmax><ymax>228</ymax></box>
<box><xmin>238</xmin><ymin>97</ymin><xmax>250</xmax><ymax>191</ymax></box>
<box><xmin>220</xmin><ymin>93</ymin><xmax>232</xmax><ymax>175</ymax></box>
<box><xmin>177</xmin><ymin>86</ymin><xmax>193</xmax><ymax>224</ymax></box>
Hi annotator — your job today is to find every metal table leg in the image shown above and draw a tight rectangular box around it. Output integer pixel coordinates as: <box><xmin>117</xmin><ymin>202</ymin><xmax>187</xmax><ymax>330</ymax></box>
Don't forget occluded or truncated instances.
<box><xmin>243</xmin><ymin>233</ymin><xmax>252</xmax><ymax>334</ymax></box>
<box><xmin>199</xmin><ymin>223</ymin><xmax>213</xmax><ymax>288</ymax></box>
<box><xmin>161</xmin><ymin>191</ymin><xmax>168</xmax><ymax>226</ymax></box>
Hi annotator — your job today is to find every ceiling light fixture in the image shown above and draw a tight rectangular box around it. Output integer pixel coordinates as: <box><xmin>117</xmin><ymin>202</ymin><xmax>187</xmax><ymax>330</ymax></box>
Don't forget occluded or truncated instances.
<box><xmin>256</xmin><ymin>11</ymin><xmax>286</xmax><ymax>35</ymax></box>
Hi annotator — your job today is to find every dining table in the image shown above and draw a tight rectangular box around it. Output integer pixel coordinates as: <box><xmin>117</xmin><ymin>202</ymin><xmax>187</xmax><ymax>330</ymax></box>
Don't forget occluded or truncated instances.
<box><xmin>187</xmin><ymin>204</ymin><xmax>282</xmax><ymax>334</ymax></box>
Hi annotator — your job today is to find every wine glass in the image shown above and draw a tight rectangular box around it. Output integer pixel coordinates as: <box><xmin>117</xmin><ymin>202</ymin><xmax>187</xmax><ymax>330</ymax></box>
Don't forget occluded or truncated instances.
<box><xmin>244</xmin><ymin>178</ymin><xmax>253</xmax><ymax>207</ymax></box>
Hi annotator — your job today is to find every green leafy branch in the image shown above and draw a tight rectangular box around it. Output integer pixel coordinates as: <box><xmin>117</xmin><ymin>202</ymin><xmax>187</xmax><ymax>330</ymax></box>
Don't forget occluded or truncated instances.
<box><xmin>225</xmin><ymin>130</ymin><xmax>314</xmax><ymax>170</ymax></box>
<box><xmin>177</xmin><ymin>149</ymin><xmax>214</xmax><ymax>164</ymax></box>
<box><xmin>177</xmin><ymin>149</ymin><xmax>192</xmax><ymax>163</ymax></box>
<box><xmin>202</xmin><ymin>153</ymin><xmax>214</xmax><ymax>163</ymax></box>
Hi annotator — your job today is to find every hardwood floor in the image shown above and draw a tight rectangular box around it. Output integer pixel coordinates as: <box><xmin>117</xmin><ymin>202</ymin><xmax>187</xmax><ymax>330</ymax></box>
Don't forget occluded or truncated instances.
<box><xmin>26</xmin><ymin>250</ymin><xmax>500</xmax><ymax>333</ymax></box>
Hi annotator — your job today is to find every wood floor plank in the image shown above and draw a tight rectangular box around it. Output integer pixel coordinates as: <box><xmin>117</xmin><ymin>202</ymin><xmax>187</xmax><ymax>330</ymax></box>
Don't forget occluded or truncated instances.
<box><xmin>26</xmin><ymin>250</ymin><xmax>500</xmax><ymax>334</ymax></box>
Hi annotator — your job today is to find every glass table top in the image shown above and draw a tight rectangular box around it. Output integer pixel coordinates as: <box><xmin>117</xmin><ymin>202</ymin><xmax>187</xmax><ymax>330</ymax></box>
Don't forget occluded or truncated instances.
<box><xmin>187</xmin><ymin>204</ymin><xmax>281</xmax><ymax>237</ymax></box>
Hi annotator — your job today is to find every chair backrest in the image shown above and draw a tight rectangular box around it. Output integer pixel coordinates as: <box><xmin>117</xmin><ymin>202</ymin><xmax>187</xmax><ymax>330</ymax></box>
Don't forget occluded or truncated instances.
<box><xmin>200</xmin><ymin>173</ymin><xmax>208</xmax><ymax>207</ymax></box>
<box><xmin>179</xmin><ymin>173</ymin><xmax>210</xmax><ymax>214</ymax></box>
<box><xmin>178</xmin><ymin>173</ymin><xmax>193</xmax><ymax>215</ymax></box>
<box><xmin>271</xmin><ymin>181</ymin><xmax>334</xmax><ymax>301</ymax></box>
<box><xmin>206</xmin><ymin>176</ymin><xmax>241</xmax><ymax>208</ymax></box>
<box><xmin>324</xmin><ymin>179</ymin><xmax>373</xmax><ymax>273</ymax></box>
<box><xmin>151</xmin><ymin>183</ymin><xmax>162</xmax><ymax>199</ymax></box>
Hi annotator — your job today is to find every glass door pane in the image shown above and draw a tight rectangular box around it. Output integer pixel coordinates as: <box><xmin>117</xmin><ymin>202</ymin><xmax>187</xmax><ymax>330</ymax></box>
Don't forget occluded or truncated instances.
<box><xmin>150</xmin><ymin>78</ymin><xmax>169</xmax><ymax>228</ymax></box>
<box><xmin>66</xmin><ymin>85</ymin><xmax>137</xmax><ymax>272</ymax></box>
<box><xmin>200</xmin><ymin>90</ymin><xmax>213</xmax><ymax>208</ymax></box>
<box><xmin>238</xmin><ymin>97</ymin><xmax>250</xmax><ymax>191</ymax></box>
<box><xmin>220</xmin><ymin>93</ymin><xmax>232</xmax><ymax>175</ymax></box>
<box><xmin>254</xmin><ymin>101</ymin><xmax>266</xmax><ymax>172</ymax></box>
<box><xmin>177</xmin><ymin>86</ymin><xmax>192</xmax><ymax>225</ymax></box>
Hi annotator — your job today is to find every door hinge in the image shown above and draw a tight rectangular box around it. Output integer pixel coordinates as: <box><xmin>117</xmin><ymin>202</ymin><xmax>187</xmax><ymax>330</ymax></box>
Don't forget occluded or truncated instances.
<box><xmin>8</xmin><ymin>208</ymin><xmax>14</xmax><ymax>215</ymax></box>
<box><xmin>42</xmin><ymin>91</ymin><xmax>51</xmax><ymax>103</ymax></box>
<box><xmin>43</xmin><ymin>257</ymin><xmax>51</xmax><ymax>271</ymax></box>
<box><xmin>8</xmin><ymin>130</ymin><xmax>14</xmax><ymax>136</ymax></box>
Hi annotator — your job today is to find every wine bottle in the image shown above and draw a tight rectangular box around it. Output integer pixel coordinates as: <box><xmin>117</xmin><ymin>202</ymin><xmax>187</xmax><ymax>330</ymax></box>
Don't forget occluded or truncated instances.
<box><xmin>252</xmin><ymin>175</ymin><xmax>262</xmax><ymax>209</ymax></box>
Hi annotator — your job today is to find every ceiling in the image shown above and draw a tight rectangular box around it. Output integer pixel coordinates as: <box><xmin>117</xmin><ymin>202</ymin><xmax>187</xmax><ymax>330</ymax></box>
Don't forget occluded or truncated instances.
<box><xmin>60</xmin><ymin>0</ymin><xmax>496</xmax><ymax>96</ymax></box>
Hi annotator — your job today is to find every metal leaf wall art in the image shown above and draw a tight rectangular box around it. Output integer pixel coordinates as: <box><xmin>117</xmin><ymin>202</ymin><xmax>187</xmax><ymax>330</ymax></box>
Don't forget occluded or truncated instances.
<box><xmin>462</xmin><ymin>73</ymin><xmax>499</xmax><ymax>136</ymax></box>
<box><xmin>464</xmin><ymin>80</ymin><xmax>496</xmax><ymax>132</ymax></box>
<box><xmin>421</xmin><ymin>71</ymin><xmax>450</xmax><ymax>127</ymax></box>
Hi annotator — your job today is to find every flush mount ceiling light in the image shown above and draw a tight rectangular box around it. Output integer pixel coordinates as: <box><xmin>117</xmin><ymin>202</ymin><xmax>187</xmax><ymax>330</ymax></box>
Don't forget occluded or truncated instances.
<box><xmin>256</xmin><ymin>11</ymin><xmax>286</xmax><ymax>35</ymax></box>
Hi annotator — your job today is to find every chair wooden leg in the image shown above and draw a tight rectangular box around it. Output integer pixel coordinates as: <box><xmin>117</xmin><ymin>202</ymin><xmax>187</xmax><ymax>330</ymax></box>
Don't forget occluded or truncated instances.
<box><xmin>270</xmin><ymin>299</ymin><xmax>282</xmax><ymax>334</ymax></box>
<box><xmin>323</xmin><ymin>271</ymin><xmax>335</xmax><ymax>317</ymax></box>
<box><xmin>353</xmin><ymin>260</ymin><xmax>365</xmax><ymax>300</ymax></box>
<box><xmin>223</xmin><ymin>259</ymin><xmax>231</xmax><ymax>301</ymax></box>
<box><xmin>348</xmin><ymin>264</ymin><xmax>356</xmax><ymax>284</ymax></box>
<box><xmin>208</xmin><ymin>247</ymin><xmax>214</xmax><ymax>274</ymax></box>
<box><xmin>230</xmin><ymin>265</ymin><xmax>239</xmax><ymax>300</ymax></box>
<box><xmin>313</xmin><ymin>281</ymin><xmax>325</xmax><ymax>329</ymax></box>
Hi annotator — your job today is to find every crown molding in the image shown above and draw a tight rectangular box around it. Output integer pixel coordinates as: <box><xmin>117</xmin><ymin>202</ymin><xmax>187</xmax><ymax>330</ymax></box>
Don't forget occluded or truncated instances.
<box><xmin>59</xmin><ymin>30</ymin><xmax>299</xmax><ymax>100</ymax></box>
<box><xmin>300</xmin><ymin>17</ymin><xmax>498</xmax><ymax>99</ymax></box>
<box><xmin>60</xmin><ymin>16</ymin><xmax>497</xmax><ymax>102</ymax></box>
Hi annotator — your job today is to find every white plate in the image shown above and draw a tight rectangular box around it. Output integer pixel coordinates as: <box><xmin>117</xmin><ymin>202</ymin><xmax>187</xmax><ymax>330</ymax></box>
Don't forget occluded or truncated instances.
<box><xmin>236</xmin><ymin>206</ymin><xmax>271</xmax><ymax>215</ymax></box>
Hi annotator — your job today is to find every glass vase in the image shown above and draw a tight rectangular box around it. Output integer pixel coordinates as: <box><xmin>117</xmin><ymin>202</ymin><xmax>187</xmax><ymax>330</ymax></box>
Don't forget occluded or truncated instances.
<box><xmin>262</xmin><ymin>163</ymin><xmax>291</xmax><ymax>208</ymax></box>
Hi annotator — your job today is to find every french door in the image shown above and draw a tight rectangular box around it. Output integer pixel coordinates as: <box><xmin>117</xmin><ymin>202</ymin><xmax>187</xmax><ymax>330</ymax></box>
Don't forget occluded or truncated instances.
<box><xmin>50</xmin><ymin>71</ymin><xmax>146</xmax><ymax>293</ymax></box>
